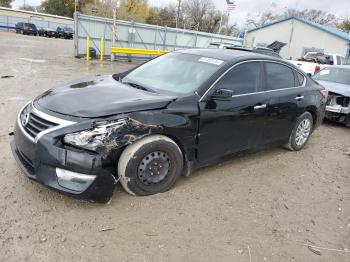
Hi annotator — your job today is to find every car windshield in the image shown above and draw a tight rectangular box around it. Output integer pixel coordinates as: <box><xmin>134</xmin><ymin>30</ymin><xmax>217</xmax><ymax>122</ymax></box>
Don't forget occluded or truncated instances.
<box><xmin>313</xmin><ymin>67</ymin><xmax>350</xmax><ymax>85</ymax></box>
<box><xmin>122</xmin><ymin>52</ymin><xmax>225</xmax><ymax>94</ymax></box>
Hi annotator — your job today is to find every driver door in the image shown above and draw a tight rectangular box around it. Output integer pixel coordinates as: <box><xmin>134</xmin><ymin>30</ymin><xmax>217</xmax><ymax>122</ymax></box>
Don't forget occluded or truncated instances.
<box><xmin>197</xmin><ymin>61</ymin><xmax>268</xmax><ymax>163</ymax></box>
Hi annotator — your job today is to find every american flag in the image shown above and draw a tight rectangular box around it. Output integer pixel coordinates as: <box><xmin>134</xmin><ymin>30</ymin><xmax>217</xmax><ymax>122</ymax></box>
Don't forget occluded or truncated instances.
<box><xmin>226</xmin><ymin>0</ymin><xmax>236</xmax><ymax>12</ymax></box>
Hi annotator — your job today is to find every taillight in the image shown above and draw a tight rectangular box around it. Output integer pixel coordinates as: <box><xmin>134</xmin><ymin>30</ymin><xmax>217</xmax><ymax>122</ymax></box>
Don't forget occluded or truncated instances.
<box><xmin>320</xmin><ymin>89</ymin><xmax>328</xmax><ymax>100</ymax></box>
<box><xmin>314</xmin><ymin>65</ymin><xmax>321</xmax><ymax>74</ymax></box>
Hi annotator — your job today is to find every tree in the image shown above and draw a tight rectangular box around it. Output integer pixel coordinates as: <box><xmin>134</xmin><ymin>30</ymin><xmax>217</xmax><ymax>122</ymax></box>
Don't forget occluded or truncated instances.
<box><xmin>145</xmin><ymin>0</ymin><xmax>237</xmax><ymax>36</ymax></box>
<box><xmin>281</xmin><ymin>9</ymin><xmax>337</xmax><ymax>25</ymax></box>
<box><xmin>337</xmin><ymin>20</ymin><xmax>350</xmax><ymax>33</ymax></box>
<box><xmin>82</xmin><ymin>0</ymin><xmax>117</xmax><ymax>18</ymax></box>
<box><xmin>182</xmin><ymin>0</ymin><xmax>213</xmax><ymax>31</ymax></box>
<box><xmin>19</xmin><ymin>5</ymin><xmax>37</xmax><ymax>12</ymax></box>
<box><xmin>118</xmin><ymin>0</ymin><xmax>149</xmax><ymax>23</ymax></box>
<box><xmin>0</xmin><ymin>0</ymin><xmax>13</xmax><ymax>8</ymax></box>
<box><xmin>145</xmin><ymin>7</ymin><xmax>160</xmax><ymax>25</ymax></box>
<box><xmin>245</xmin><ymin>11</ymin><xmax>279</xmax><ymax>28</ymax></box>
<box><xmin>40</xmin><ymin>0</ymin><xmax>93</xmax><ymax>18</ymax></box>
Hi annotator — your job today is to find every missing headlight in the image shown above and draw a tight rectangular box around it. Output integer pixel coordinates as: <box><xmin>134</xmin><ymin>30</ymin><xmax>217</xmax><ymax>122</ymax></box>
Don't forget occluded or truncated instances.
<box><xmin>63</xmin><ymin>118</ymin><xmax>126</xmax><ymax>151</ymax></box>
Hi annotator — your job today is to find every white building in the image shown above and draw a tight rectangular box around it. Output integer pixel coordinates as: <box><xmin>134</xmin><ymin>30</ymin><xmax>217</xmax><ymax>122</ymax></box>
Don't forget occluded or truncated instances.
<box><xmin>245</xmin><ymin>16</ymin><xmax>350</xmax><ymax>60</ymax></box>
<box><xmin>0</xmin><ymin>7</ymin><xmax>73</xmax><ymax>31</ymax></box>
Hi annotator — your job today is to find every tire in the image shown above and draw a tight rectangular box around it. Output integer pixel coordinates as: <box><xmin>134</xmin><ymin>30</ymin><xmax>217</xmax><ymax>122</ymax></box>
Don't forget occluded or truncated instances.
<box><xmin>284</xmin><ymin>112</ymin><xmax>313</xmax><ymax>151</ymax></box>
<box><xmin>118</xmin><ymin>135</ymin><xmax>183</xmax><ymax>196</ymax></box>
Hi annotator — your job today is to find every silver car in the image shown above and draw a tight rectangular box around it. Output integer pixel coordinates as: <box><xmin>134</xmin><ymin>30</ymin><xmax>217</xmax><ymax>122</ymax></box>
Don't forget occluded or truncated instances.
<box><xmin>313</xmin><ymin>65</ymin><xmax>350</xmax><ymax>127</ymax></box>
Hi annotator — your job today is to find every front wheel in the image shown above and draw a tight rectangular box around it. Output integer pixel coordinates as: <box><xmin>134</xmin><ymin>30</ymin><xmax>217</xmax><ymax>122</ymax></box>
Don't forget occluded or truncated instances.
<box><xmin>284</xmin><ymin>112</ymin><xmax>313</xmax><ymax>151</ymax></box>
<box><xmin>118</xmin><ymin>135</ymin><xmax>183</xmax><ymax>196</ymax></box>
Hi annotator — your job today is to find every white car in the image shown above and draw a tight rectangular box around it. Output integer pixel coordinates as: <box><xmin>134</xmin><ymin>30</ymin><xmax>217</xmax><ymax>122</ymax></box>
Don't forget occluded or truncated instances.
<box><xmin>289</xmin><ymin>53</ymin><xmax>346</xmax><ymax>76</ymax></box>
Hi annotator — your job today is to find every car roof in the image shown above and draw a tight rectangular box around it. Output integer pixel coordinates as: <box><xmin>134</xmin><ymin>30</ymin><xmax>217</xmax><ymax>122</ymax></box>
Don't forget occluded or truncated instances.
<box><xmin>177</xmin><ymin>48</ymin><xmax>278</xmax><ymax>62</ymax></box>
<box><xmin>323</xmin><ymin>65</ymin><xmax>350</xmax><ymax>69</ymax></box>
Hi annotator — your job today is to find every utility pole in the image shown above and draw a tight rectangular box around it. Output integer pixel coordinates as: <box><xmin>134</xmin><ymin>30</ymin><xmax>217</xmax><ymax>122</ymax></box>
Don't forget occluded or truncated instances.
<box><xmin>75</xmin><ymin>0</ymin><xmax>78</xmax><ymax>13</ymax></box>
<box><xmin>23</xmin><ymin>0</ymin><xmax>26</xmax><ymax>9</ymax></box>
<box><xmin>111</xmin><ymin>1</ymin><xmax>120</xmax><ymax>62</ymax></box>
<box><xmin>176</xmin><ymin>0</ymin><xmax>181</xmax><ymax>28</ymax></box>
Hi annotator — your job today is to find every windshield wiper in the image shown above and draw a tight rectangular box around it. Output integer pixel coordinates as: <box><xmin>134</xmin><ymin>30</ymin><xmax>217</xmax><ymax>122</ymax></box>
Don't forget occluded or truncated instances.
<box><xmin>123</xmin><ymin>81</ymin><xmax>153</xmax><ymax>92</ymax></box>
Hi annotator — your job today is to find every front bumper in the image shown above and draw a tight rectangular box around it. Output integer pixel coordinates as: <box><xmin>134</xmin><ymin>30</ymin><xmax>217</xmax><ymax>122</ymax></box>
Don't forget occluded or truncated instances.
<box><xmin>325</xmin><ymin>105</ymin><xmax>350</xmax><ymax>126</ymax></box>
<box><xmin>11</xmin><ymin>114</ymin><xmax>117</xmax><ymax>203</ymax></box>
<box><xmin>326</xmin><ymin>105</ymin><xmax>349</xmax><ymax>114</ymax></box>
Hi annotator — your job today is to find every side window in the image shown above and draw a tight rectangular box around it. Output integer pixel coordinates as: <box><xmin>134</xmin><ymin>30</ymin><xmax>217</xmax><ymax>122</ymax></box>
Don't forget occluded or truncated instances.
<box><xmin>265</xmin><ymin>62</ymin><xmax>295</xmax><ymax>90</ymax></box>
<box><xmin>295</xmin><ymin>71</ymin><xmax>305</xmax><ymax>86</ymax></box>
<box><xmin>215</xmin><ymin>62</ymin><xmax>261</xmax><ymax>95</ymax></box>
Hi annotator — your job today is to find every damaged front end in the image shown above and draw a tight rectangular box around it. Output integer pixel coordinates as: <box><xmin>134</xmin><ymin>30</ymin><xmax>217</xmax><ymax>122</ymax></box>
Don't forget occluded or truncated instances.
<box><xmin>11</xmin><ymin>101</ymin><xmax>163</xmax><ymax>203</ymax></box>
<box><xmin>63</xmin><ymin>117</ymin><xmax>161</xmax><ymax>157</ymax></box>
<box><xmin>325</xmin><ymin>92</ymin><xmax>350</xmax><ymax>127</ymax></box>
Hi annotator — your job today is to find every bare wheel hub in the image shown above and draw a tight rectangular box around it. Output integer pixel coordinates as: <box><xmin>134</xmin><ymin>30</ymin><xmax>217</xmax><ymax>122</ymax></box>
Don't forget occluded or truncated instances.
<box><xmin>138</xmin><ymin>151</ymin><xmax>171</xmax><ymax>185</ymax></box>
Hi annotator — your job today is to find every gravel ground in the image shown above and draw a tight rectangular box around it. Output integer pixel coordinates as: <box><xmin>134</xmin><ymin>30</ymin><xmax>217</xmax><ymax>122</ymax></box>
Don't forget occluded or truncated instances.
<box><xmin>0</xmin><ymin>31</ymin><xmax>349</xmax><ymax>262</ymax></box>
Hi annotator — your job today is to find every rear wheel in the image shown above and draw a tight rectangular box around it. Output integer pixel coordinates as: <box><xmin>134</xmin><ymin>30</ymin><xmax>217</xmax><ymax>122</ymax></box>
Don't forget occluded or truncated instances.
<box><xmin>284</xmin><ymin>112</ymin><xmax>313</xmax><ymax>151</ymax></box>
<box><xmin>118</xmin><ymin>135</ymin><xmax>183</xmax><ymax>196</ymax></box>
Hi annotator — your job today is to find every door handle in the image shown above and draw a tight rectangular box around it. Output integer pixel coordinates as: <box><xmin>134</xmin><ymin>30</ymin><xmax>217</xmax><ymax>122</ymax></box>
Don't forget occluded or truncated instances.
<box><xmin>295</xmin><ymin>95</ymin><xmax>304</xmax><ymax>101</ymax></box>
<box><xmin>254</xmin><ymin>104</ymin><xmax>267</xmax><ymax>110</ymax></box>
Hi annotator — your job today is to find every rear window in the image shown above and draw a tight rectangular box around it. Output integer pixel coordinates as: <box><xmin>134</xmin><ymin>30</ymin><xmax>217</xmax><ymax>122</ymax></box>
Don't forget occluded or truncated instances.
<box><xmin>25</xmin><ymin>23</ymin><xmax>36</xmax><ymax>29</ymax></box>
<box><xmin>265</xmin><ymin>62</ymin><xmax>295</xmax><ymax>90</ymax></box>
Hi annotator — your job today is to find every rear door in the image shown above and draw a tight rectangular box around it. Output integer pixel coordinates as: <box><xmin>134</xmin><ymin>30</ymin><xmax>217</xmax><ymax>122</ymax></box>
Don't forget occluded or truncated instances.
<box><xmin>197</xmin><ymin>61</ymin><xmax>268</xmax><ymax>162</ymax></box>
<box><xmin>262</xmin><ymin>62</ymin><xmax>307</xmax><ymax>144</ymax></box>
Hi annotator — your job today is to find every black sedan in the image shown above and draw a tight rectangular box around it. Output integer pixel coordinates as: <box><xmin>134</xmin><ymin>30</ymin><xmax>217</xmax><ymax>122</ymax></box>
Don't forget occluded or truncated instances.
<box><xmin>38</xmin><ymin>27</ymin><xmax>57</xmax><ymax>38</ymax></box>
<box><xmin>56</xmin><ymin>27</ymin><xmax>73</xmax><ymax>39</ymax></box>
<box><xmin>11</xmin><ymin>49</ymin><xmax>327</xmax><ymax>202</ymax></box>
<box><xmin>15</xmin><ymin>22</ymin><xmax>38</xmax><ymax>36</ymax></box>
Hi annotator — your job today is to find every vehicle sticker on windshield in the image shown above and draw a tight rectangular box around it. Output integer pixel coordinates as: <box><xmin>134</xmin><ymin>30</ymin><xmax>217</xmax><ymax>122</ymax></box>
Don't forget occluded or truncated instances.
<box><xmin>198</xmin><ymin>57</ymin><xmax>223</xmax><ymax>65</ymax></box>
<box><xmin>320</xmin><ymin>70</ymin><xmax>330</xmax><ymax>75</ymax></box>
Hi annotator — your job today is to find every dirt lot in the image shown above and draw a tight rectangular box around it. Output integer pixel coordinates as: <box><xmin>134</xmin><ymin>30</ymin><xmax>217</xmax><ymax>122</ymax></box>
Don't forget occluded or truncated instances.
<box><xmin>0</xmin><ymin>31</ymin><xmax>349</xmax><ymax>262</ymax></box>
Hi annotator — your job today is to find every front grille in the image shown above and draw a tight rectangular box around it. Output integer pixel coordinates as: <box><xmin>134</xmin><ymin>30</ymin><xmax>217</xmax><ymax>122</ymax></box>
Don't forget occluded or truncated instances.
<box><xmin>327</xmin><ymin>92</ymin><xmax>350</xmax><ymax>107</ymax></box>
<box><xmin>20</xmin><ymin>104</ymin><xmax>58</xmax><ymax>139</ymax></box>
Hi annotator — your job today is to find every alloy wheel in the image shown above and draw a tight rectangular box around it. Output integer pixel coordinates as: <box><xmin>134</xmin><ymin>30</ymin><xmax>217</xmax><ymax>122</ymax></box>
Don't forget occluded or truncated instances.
<box><xmin>295</xmin><ymin>119</ymin><xmax>311</xmax><ymax>146</ymax></box>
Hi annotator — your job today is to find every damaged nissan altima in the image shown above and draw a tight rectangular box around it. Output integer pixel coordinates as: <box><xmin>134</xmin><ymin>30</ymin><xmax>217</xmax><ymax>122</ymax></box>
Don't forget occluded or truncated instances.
<box><xmin>11</xmin><ymin>49</ymin><xmax>327</xmax><ymax>203</ymax></box>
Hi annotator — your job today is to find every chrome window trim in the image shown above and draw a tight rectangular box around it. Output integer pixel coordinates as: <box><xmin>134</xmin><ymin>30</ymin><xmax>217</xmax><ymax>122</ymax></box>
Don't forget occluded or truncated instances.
<box><xmin>17</xmin><ymin>101</ymin><xmax>76</xmax><ymax>143</ymax></box>
<box><xmin>199</xmin><ymin>59</ymin><xmax>306</xmax><ymax>102</ymax></box>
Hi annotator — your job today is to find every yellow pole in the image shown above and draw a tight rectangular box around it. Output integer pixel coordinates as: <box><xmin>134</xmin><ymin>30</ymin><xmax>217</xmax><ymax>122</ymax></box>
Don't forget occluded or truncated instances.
<box><xmin>86</xmin><ymin>36</ymin><xmax>90</xmax><ymax>61</ymax></box>
<box><xmin>100</xmin><ymin>37</ymin><xmax>104</xmax><ymax>61</ymax></box>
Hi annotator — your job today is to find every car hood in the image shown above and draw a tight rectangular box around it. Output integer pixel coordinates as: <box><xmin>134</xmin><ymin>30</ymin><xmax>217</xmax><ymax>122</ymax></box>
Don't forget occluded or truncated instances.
<box><xmin>34</xmin><ymin>75</ymin><xmax>177</xmax><ymax>118</ymax></box>
<box><xmin>317</xmin><ymin>80</ymin><xmax>350</xmax><ymax>97</ymax></box>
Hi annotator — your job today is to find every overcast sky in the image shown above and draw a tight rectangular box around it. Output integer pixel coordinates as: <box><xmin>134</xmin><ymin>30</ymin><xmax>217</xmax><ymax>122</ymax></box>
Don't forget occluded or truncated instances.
<box><xmin>12</xmin><ymin>0</ymin><xmax>350</xmax><ymax>26</ymax></box>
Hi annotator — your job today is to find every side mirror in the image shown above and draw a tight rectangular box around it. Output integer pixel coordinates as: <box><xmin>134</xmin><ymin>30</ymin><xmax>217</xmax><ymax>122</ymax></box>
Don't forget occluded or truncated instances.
<box><xmin>211</xmin><ymin>89</ymin><xmax>233</xmax><ymax>99</ymax></box>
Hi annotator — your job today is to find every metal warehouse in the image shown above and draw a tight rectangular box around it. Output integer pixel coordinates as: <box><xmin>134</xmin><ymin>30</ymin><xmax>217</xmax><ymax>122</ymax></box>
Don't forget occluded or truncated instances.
<box><xmin>244</xmin><ymin>16</ymin><xmax>350</xmax><ymax>60</ymax></box>
<box><xmin>0</xmin><ymin>7</ymin><xmax>73</xmax><ymax>31</ymax></box>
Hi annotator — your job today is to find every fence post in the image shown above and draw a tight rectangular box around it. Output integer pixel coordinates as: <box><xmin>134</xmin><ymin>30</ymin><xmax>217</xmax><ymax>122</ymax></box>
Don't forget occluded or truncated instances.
<box><xmin>86</xmin><ymin>36</ymin><xmax>90</xmax><ymax>61</ymax></box>
<box><xmin>74</xmin><ymin>12</ymin><xmax>79</xmax><ymax>57</ymax></box>
<box><xmin>163</xmin><ymin>26</ymin><xmax>167</xmax><ymax>50</ymax></box>
<box><xmin>6</xmin><ymin>16</ymin><xmax>9</xmax><ymax>32</ymax></box>
<box><xmin>100</xmin><ymin>37</ymin><xmax>104</xmax><ymax>61</ymax></box>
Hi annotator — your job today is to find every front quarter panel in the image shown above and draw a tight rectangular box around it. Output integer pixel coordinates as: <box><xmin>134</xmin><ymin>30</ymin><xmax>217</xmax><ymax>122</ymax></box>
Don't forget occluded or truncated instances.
<box><xmin>120</xmin><ymin>96</ymin><xmax>199</xmax><ymax>162</ymax></box>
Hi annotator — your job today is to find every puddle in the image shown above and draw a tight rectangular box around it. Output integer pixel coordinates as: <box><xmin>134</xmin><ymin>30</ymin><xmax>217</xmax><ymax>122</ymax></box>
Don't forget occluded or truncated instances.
<box><xmin>1</xmin><ymin>75</ymin><xmax>14</xmax><ymax>78</ymax></box>
<box><xmin>18</xmin><ymin>58</ymin><xmax>46</xmax><ymax>63</ymax></box>
<box><xmin>7</xmin><ymin>96</ymin><xmax>26</xmax><ymax>101</ymax></box>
